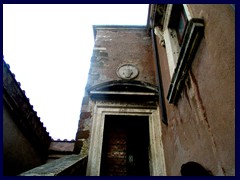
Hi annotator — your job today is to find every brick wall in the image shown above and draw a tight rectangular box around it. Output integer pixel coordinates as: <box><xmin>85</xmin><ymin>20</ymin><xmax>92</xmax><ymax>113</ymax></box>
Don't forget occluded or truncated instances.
<box><xmin>74</xmin><ymin>26</ymin><xmax>157</xmax><ymax>158</ymax></box>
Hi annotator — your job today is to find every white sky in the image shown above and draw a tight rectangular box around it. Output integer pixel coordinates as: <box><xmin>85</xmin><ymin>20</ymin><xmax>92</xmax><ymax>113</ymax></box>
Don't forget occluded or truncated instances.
<box><xmin>3</xmin><ymin>4</ymin><xmax>149</xmax><ymax>140</ymax></box>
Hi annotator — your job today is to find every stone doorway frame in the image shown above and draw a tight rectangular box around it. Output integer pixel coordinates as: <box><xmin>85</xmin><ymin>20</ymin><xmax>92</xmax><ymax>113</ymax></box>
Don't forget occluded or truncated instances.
<box><xmin>86</xmin><ymin>101</ymin><xmax>166</xmax><ymax>176</ymax></box>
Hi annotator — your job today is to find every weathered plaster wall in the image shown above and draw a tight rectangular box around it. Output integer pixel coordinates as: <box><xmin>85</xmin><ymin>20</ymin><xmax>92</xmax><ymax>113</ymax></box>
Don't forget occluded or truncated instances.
<box><xmin>3</xmin><ymin>103</ymin><xmax>45</xmax><ymax>175</ymax></box>
<box><xmin>74</xmin><ymin>27</ymin><xmax>157</xmax><ymax>157</ymax></box>
<box><xmin>156</xmin><ymin>4</ymin><xmax>235</xmax><ymax>176</ymax></box>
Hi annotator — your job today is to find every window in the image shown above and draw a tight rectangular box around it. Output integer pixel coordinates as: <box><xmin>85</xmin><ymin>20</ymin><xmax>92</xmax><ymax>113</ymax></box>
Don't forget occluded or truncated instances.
<box><xmin>154</xmin><ymin>4</ymin><xmax>204</xmax><ymax>104</ymax></box>
<box><xmin>174</xmin><ymin>5</ymin><xmax>188</xmax><ymax>46</ymax></box>
<box><xmin>157</xmin><ymin>4</ymin><xmax>191</xmax><ymax>78</ymax></box>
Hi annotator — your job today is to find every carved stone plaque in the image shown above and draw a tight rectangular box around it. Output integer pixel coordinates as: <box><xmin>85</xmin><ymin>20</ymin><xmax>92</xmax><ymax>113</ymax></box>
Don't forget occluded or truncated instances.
<box><xmin>116</xmin><ymin>64</ymin><xmax>139</xmax><ymax>80</ymax></box>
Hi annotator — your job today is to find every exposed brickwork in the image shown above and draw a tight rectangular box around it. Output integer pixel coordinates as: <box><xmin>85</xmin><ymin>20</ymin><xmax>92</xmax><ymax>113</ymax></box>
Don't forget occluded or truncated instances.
<box><xmin>73</xmin><ymin>140</ymin><xmax>83</xmax><ymax>154</ymax></box>
<box><xmin>74</xmin><ymin>27</ymin><xmax>157</xmax><ymax>157</ymax></box>
<box><xmin>87</xmin><ymin>27</ymin><xmax>156</xmax><ymax>88</ymax></box>
<box><xmin>101</xmin><ymin>128</ymin><xmax>127</xmax><ymax>176</ymax></box>
<box><xmin>80</xmin><ymin>112</ymin><xmax>91</xmax><ymax>120</ymax></box>
<box><xmin>100</xmin><ymin>115</ymin><xmax>150</xmax><ymax>176</ymax></box>
<box><xmin>77</xmin><ymin>130</ymin><xmax>90</xmax><ymax>139</ymax></box>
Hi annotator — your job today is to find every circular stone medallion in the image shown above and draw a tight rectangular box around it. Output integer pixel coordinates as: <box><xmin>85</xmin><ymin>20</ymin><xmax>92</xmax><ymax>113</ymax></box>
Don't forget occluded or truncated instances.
<box><xmin>116</xmin><ymin>64</ymin><xmax>139</xmax><ymax>80</ymax></box>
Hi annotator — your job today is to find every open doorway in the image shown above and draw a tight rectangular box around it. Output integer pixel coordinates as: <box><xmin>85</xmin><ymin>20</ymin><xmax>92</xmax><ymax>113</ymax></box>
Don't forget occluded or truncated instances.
<box><xmin>100</xmin><ymin>115</ymin><xmax>150</xmax><ymax>176</ymax></box>
<box><xmin>86</xmin><ymin>103</ymin><xmax>166</xmax><ymax>176</ymax></box>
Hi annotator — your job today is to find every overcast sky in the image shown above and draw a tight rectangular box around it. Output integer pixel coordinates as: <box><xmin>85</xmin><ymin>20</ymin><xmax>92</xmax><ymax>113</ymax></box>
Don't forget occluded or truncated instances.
<box><xmin>3</xmin><ymin>4</ymin><xmax>149</xmax><ymax>140</ymax></box>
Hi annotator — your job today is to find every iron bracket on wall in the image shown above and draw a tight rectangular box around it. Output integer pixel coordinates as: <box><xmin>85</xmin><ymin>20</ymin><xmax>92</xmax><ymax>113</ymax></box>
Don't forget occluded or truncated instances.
<box><xmin>167</xmin><ymin>18</ymin><xmax>204</xmax><ymax>104</ymax></box>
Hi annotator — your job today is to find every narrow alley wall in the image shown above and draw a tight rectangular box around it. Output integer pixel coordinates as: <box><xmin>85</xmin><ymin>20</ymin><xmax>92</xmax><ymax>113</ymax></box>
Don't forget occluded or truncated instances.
<box><xmin>156</xmin><ymin>4</ymin><xmax>235</xmax><ymax>176</ymax></box>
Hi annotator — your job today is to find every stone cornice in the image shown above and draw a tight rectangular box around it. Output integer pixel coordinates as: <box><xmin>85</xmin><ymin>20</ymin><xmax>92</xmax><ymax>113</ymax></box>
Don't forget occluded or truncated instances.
<box><xmin>87</xmin><ymin>80</ymin><xmax>159</xmax><ymax>101</ymax></box>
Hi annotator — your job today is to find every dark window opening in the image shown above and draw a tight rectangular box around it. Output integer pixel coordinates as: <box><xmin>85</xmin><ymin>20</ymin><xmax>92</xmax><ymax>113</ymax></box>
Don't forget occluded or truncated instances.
<box><xmin>169</xmin><ymin>4</ymin><xmax>188</xmax><ymax>46</ymax></box>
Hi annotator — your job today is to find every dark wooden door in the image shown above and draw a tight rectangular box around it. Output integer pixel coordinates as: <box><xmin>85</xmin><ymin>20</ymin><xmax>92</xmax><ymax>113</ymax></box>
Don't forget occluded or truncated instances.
<box><xmin>100</xmin><ymin>115</ymin><xmax>150</xmax><ymax>176</ymax></box>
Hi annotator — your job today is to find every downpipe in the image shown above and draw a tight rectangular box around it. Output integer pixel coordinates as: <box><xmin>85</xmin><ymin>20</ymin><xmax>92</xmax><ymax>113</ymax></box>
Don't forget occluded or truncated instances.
<box><xmin>151</xmin><ymin>28</ymin><xmax>168</xmax><ymax>125</ymax></box>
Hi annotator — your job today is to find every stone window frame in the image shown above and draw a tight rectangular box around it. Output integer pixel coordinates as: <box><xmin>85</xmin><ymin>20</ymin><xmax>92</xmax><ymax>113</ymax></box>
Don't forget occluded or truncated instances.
<box><xmin>155</xmin><ymin>4</ymin><xmax>204</xmax><ymax>104</ymax></box>
<box><xmin>86</xmin><ymin>101</ymin><xmax>166</xmax><ymax>176</ymax></box>
<box><xmin>158</xmin><ymin>4</ymin><xmax>192</xmax><ymax>78</ymax></box>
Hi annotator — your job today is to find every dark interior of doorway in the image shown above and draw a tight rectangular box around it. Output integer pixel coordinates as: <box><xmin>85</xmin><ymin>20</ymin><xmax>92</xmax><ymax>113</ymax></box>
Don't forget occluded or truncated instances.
<box><xmin>100</xmin><ymin>115</ymin><xmax>150</xmax><ymax>176</ymax></box>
